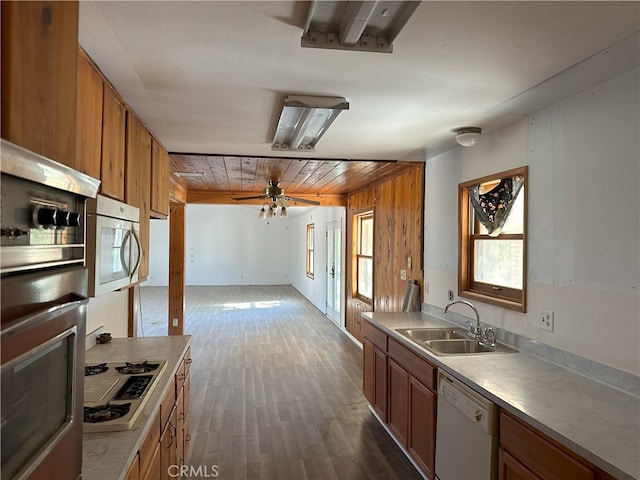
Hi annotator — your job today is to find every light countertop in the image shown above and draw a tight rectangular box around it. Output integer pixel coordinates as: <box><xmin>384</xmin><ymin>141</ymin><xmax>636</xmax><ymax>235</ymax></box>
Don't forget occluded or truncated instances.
<box><xmin>363</xmin><ymin>311</ymin><xmax>640</xmax><ymax>480</ymax></box>
<box><xmin>82</xmin><ymin>335</ymin><xmax>191</xmax><ymax>480</ymax></box>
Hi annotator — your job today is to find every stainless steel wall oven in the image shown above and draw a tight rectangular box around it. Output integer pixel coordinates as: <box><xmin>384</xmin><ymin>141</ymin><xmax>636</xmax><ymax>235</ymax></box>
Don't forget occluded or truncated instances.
<box><xmin>1</xmin><ymin>140</ymin><xmax>99</xmax><ymax>480</ymax></box>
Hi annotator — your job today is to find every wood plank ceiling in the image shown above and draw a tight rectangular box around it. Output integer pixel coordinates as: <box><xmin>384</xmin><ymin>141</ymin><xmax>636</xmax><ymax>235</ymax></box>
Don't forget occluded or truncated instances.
<box><xmin>170</xmin><ymin>154</ymin><xmax>421</xmax><ymax>206</ymax></box>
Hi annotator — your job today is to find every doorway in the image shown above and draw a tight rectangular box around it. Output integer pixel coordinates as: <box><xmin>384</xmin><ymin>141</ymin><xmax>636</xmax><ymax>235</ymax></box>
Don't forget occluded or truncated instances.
<box><xmin>326</xmin><ymin>220</ymin><xmax>342</xmax><ymax>326</ymax></box>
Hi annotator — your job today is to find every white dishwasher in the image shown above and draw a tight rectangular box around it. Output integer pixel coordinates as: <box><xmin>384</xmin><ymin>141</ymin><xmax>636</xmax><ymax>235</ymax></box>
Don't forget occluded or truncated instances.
<box><xmin>435</xmin><ymin>371</ymin><xmax>499</xmax><ymax>480</ymax></box>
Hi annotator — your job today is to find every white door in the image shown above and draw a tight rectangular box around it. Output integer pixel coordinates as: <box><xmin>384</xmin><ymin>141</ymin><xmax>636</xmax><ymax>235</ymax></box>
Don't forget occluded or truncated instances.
<box><xmin>326</xmin><ymin>220</ymin><xmax>342</xmax><ymax>325</ymax></box>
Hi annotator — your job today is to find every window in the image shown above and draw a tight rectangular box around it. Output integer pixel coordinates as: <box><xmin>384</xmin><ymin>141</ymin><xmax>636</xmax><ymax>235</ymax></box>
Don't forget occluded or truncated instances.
<box><xmin>458</xmin><ymin>166</ymin><xmax>528</xmax><ymax>311</ymax></box>
<box><xmin>354</xmin><ymin>211</ymin><xmax>374</xmax><ymax>303</ymax></box>
<box><xmin>306</xmin><ymin>224</ymin><xmax>314</xmax><ymax>278</ymax></box>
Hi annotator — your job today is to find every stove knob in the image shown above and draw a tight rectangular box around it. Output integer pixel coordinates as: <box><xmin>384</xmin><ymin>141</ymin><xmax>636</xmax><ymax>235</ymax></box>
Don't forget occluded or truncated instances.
<box><xmin>67</xmin><ymin>212</ymin><xmax>81</xmax><ymax>227</ymax></box>
<box><xmin>56</xmin><ymin>211</ymin><xmax>70</xmax><ymax>227</ymax></box>
<box><xmin>36</xmin><ymin>207</ymin><xmax>58</xmax><ymax>228</ymax></box>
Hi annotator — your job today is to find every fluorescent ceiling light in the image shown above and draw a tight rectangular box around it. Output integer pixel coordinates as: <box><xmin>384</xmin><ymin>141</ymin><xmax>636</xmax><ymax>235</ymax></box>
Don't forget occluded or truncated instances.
<box><xmin>272</xmin><ymin>95</ymin><xmax>349</xmax><ymax>152</ymax></box>
<box><xmin>302</xmin><ymin>1</ymin><xmax>420</xmax><ymax>53</ymax></box>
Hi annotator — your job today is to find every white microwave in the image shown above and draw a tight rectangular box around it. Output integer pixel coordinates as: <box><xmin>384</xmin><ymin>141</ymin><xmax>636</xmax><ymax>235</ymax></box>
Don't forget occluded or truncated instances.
<box><xmin>86</xmin><ymin>194</ymin><xmax>141</xmax><ymax>297</ymax></box>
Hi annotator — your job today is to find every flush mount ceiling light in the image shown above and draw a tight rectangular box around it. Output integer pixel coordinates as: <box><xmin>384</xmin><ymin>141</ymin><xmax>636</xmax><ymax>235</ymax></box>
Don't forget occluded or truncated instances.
<box><xmin>301</xmin><ymin>0</ymin><xmax>420</xmax><ymax>53</ymax></box>
<box><xmin>455</xmin><ymin>127</ymin><xmax>482</xmax><ymax>147</ymax></box>
<box><xmin>272</xmin><ymin>95</ymin><xmax>349</xmax><ymax>152</ymax></box>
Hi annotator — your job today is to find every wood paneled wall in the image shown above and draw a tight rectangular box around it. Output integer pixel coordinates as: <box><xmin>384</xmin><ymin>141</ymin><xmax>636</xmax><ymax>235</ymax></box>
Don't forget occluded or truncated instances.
<box><xmin>345</xmin><ymin>165</ymin><xmax>424</xmax><ymax>342</ymax></box>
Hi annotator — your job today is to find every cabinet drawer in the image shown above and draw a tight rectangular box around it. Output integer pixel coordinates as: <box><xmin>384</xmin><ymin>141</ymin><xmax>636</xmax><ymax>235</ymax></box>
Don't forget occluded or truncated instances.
<box><xmin>363</xmin><ymin>320</ymin><xmax>387</xmax><ymax>352</ymax></box>
<box><xmin>388</xmin><ymin>337</ymin><xmax>436</xmax><ymax>391</ymax></box>
<box><xmin>500</xmin><ymin>412</ymin><xmax>594</xmax><ymax>480</ymax></box>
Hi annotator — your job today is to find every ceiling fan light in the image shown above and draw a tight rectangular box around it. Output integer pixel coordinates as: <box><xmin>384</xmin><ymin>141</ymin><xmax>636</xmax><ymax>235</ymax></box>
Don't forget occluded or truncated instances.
<box><xmin>258</xmin><ymin>207</ymin><xmax>267</xmax><ymax>220</ymax></box>
<box><xmin>266</xmin><ymin>206</ymin><xmax>275</xmax><ymax>219</ymax></box>
<box><xmin>280</xmin><ymin>206</ymin><xmax>288</xmax><ymax>218</ymax></box>
<box><xmin>456</xmin><ymin>127</ymin><xmax>482</xmax><ymax>147</ymax></box>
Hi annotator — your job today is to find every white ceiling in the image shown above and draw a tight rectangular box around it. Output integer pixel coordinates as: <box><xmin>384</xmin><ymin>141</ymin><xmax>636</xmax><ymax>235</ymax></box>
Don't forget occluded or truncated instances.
<box><xmin>78</xmin><ymin>1</ymin><xmax>639</xmax><ymax>161</ymax></box>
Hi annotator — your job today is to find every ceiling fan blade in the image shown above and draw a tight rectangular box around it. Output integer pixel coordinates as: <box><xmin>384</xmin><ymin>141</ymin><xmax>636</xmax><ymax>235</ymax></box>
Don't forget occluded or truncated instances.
<box><xmin>231</xmin><ymin>195</ymin><xmax>268</xmax><ymax>201</ymax></box>
<box><xmin>282</xmin><ymin>195</ymin><xmax>320</xmax><ymax>206</ymax></box>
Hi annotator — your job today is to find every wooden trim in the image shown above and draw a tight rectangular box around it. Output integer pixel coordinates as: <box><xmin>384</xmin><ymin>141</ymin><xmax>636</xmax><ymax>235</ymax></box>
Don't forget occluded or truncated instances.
<box><xmin>168</xmin><ymin>202</ymin><xmax>185</xmax><ymax>335</ymax></box>
<box><xmin>458</xmin><ymin>166</ymin><xmax>528</xmax><ymax>312</ymax></box>
<box><xmin>186</xmin><ymin>190</ymin><xmax>346</xmax><ymax>206</ymax></box>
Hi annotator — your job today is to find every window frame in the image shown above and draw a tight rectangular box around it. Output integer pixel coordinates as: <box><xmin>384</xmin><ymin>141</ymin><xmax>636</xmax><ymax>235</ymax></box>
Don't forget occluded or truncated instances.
<box><xmin>353</xmin><ymin>210</ymin><xmax>374</xmax><ymax>304</ymax></box>
<box><xmin>306</xmin><ymin>223</ymin><xmax>314</xmax><ymax>279</ymax></box>
<box><xmin>458</xmin><ymin>166</ymin><xmax>528</xmax><ymax>312</ymax></box>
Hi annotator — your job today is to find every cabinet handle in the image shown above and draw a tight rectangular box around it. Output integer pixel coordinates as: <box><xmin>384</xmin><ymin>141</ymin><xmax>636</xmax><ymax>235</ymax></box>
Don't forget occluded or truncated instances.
<box><xmin>185</xmin><ymin>434</ymin><xmax>192</xmax><ymax>443</ymax></box>
<box><xmin>178</xmin><ymin>373</ymin><xmax>186</xmax><ymax>381</ymax></box>
<box><xmin>186</xmin><ymin>359</ymin><xmax>193</xmax><ymax>365</ymax></box>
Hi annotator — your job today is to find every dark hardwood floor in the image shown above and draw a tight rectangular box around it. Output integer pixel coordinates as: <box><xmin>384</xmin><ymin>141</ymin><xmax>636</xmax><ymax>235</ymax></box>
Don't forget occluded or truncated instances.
<box><xmin>140</xmin><ymin>285</ymin><xmax>422</xmax><ymax>480</ymax></box>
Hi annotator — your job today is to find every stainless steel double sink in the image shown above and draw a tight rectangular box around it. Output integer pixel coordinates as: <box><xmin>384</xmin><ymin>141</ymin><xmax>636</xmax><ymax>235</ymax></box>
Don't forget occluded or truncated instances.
<box><xmin>395</xmin><ymin>327</ymin><xmax>517</xmax><ymax>356</ymax></box>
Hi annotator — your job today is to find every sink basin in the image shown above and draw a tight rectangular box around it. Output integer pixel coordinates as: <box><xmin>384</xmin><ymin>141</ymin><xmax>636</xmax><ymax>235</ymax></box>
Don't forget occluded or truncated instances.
<box><xmin>395</xmin><ymin>327</ymin><xmax>517</xmax><ymax>356</ymax></box>
<box><xmin>395</xmin><ymin>327</ymin><xmax>468</xmax><ymax>342</ymax></box>
<box><xmin>423</xmin><ymin>339</ymin><xmax>517</xmax><ymax>355</ymax></box>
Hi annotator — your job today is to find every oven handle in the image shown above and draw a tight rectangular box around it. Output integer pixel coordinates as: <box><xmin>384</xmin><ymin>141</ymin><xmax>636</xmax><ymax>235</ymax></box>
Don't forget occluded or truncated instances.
<box><xmin>1</xmin><ymin>295</ymin><xmax>89</xmax><ymax>337</ymax></box>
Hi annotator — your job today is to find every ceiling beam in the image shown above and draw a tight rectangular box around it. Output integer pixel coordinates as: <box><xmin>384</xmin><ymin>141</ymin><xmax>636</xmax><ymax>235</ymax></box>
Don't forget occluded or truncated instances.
<box><xmin>186</xmin><ymin>191</ymin><xmax>347</xmax><ymax>206</ymax></box>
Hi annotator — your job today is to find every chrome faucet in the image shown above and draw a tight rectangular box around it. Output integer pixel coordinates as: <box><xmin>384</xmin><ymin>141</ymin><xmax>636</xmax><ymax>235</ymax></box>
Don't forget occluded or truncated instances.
<box><xmin>444</xmin><ymin>300</ymin><xmax>495</xmax><ymax>347</ymax></box>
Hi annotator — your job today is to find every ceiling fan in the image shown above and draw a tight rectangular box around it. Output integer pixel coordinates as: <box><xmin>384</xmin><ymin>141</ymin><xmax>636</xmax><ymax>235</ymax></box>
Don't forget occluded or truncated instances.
<box><xmin>232</xmin><ymin>180</ymin><xmax>320</xmax><ymax>206</ymax></box>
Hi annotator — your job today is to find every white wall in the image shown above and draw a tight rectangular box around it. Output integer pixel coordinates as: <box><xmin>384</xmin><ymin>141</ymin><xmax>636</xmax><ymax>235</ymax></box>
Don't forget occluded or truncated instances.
<box><xmin>145</xmin><ymin>218</ymin><xmax>170</xmax><ymax>286</ymax></box>
<box><xmin>184</xmin><ymin>204</ymin><xmax>292</xmax><ymax>285</ymax></box>
<box><xmin>424</xmin><ymin>69</ymin><xmax>640</xmax><ymax>375</ymax></box>
<box><xmin>86</xmin><ymin>289</ymin><xmax>129</xmax><ymax>338</ymax></box>
<box><xmin>289</xmin><ymin>207</ymin><xmax>345</xmax><ymax>316</ymax></box>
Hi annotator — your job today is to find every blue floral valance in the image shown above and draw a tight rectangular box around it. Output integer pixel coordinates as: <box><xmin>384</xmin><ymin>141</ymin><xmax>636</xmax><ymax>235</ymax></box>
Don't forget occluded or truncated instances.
<box><xmin>468</xmin><ymin>176</ymin><xmax>524</xmax><ymax>237</ymax></box>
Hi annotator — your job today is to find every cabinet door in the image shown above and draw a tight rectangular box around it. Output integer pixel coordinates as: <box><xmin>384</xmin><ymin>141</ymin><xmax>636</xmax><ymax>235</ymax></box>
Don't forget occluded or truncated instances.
<box><xmin>101</xmin><ymin>85</ymin><xmax>126</xmax><ymax>200</ymax></box>
<box><xmin>387</xmin><ymin>359</ymin><xmax>409</xmax><ymax>447</ymax></box>
<box><xmin>408</xmin><ymin>376</ymin><xmax>436</xmax><ymax>479</ymax></box>
<box><xmin>125</xmin><ymin>111</ymin><xmax>151</xmax><ymax>280</ymax></box>
<box><xmin>140</xmin><ymin>442</ymin><xmax>161</xmax><ymax>480</ymax></box>
<box><xmin>124</xmin><ymin>453</ymin><xmax>140</xmax><ymax>480</ymax></box>
<box><xmin>373</xmin><ymin>346</ymin><xmax>387</xmax><ymax>421</ymax></box>
<box><xmin>1</xmin><ymin>1</ymin><xmax>78</xmax><ymax>166</ymax></box>
<box><xmin>160</xmin><ymin>407</ymin><xmax>177</xmax><ymax>480</ymax></box>
<box><xmin>75</xmin><ymin>49</ymin><xmax>103</xmax><ymax>179</ymax></box>
<box><xmin>151</xmin><ymin>139</ymin><xmax>170</xmax><ymax>217</ymax></box>
<box><xmin>363</xmin><ymin>338</ymin><xmax>375</xmax><ymax>404</ymax></box>
<box><xmin>499</xmin><ymin>448</ymin><xmax>542</xmax><ymax>480</ymax></box>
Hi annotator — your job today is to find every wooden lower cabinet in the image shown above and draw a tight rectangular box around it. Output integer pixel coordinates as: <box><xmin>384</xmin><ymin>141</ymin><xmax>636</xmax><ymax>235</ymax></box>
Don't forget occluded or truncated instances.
<box><xmin>408</xmin><ymin>376</ymin><xmax>436</xmax><ymax>479</ymax></box>
<box><xmin>373</xmin><ymin>346</ymin><xmax>388</xmax><ymax>421</ymax></box>
<box><xmin>362</xmin><ymin>320</ymin><xmax>436</xmax><ymax>479</ymax></box>
<box><xmin>124</xmin><ymin>454</ymin><xmax>140</xmax><ymax>480</ymax></box>
<box><xmin>126</xmin><ymin>347</ymin><xmax>192</xmax><ymax>480</ymax></box>
<box><xmin>387</xmin><ymin>359</ymin><xmax>409</xmax><ymax>447</ymax></box>
<box><xmin>499</xmin><ymin>411</ymin><xmax>598</xmax><ymax>480</ymax></box>
<box><xmin>160</xmin><ymin>406</ymin><xmax>178</xmax><ymax>480</ymax></box>
<box><xmin>499</xmin><ymin>448</ymin><xmax>542</xmax><ymax>480</ymax></box>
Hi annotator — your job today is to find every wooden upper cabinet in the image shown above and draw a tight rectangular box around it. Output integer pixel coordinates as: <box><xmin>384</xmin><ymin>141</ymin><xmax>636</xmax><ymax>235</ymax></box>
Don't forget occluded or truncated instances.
<box><xmin>1</xmin><ymin>1</ymin><xmax>79</xmax><ymax>165</ymax></box>
<box><xmin>151</xmin><ymin>139</ymin><xmax>170</xmax><ymax>218</ymax></box>
<box><xmin>125</xmin><ymin>111</ymin><xmax>151</xmax><ymax>280</ymax></box>
<box><xmin>75</xmin><ymin>49</ymin><xmax>103</xmax><ymax>179</ymax></box>
<box><xmin>101</xmin><ymin>85</ymin><xmax>126</xmax><ymax>200</ymax></box>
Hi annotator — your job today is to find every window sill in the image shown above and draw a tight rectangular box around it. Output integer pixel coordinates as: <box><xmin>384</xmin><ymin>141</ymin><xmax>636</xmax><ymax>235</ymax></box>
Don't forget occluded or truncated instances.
<box><xmin>459</xmin><ymin>290</ymin><xmax>526</xmax><ymax>313</ymax></box>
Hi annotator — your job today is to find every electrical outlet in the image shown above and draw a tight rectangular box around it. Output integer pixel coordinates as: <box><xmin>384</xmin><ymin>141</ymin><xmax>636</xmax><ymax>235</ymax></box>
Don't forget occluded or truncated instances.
<box><xmin>172</xmin><ymin>318</ymin><xmax>179</xmax><ymax>327</ymax></box>
<box><xmin>448</xmin><ymin>290</ymin><xmax>454</xmax><ymax>301</ymax></box>
<box><xmin>400</xmin><ymin>269</ymin><xmax>407</xmax><ymax>280</ymax></box>
<box><xmin>540</xmin><ymin>309</ymin><xmax>554</xmax><ymax>332</ymax></box>
<box><xmin>425</xmin><ymin>281</ymin><xmax>429</xmax><ymax>294</ymax></box>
